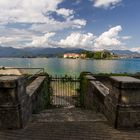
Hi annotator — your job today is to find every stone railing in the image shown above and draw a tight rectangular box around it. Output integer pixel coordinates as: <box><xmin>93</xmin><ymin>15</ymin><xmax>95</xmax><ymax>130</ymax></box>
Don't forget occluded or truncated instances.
<box><xmin>0</xmin><ymin>75</ymin><xmax>49</xmax><ymax>129</ymax></box>
<box><xmin>80</xmin><ymin>73</ymin><xmax>140</xmax><ymax>129</ymax></box>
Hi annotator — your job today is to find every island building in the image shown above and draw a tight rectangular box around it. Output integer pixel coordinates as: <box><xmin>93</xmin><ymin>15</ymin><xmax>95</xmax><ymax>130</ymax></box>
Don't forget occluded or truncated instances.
<box><xmin>63</xmin><ymin>53</ymin><xmax>80</xmax><ymax>58</ymax></box>
<box><xmin>63</xmin><ymin>53</ymin><xmax>86</xmax><ymax>58</ymax></box>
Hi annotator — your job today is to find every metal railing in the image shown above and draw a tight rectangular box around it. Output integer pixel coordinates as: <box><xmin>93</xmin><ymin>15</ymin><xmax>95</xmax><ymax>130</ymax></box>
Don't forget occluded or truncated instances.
<box><xmin>50</xmin><ymin>75</ymin><xmax>80</xmax><ymax>106</ymax></box>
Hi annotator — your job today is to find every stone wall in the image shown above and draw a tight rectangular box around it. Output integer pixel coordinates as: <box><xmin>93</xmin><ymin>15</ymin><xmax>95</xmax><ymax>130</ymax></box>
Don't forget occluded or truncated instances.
<box><xmin>110</xmin><ymin>76</ymin><xmax>140</xmax><ymax>129</ymax></box>
<box><xmin>26</xmin><ymin>76</ymin><xmax>48</xmax><ymax>114</ymax></box>
<box><xmin>0</xmin><ymin>75</ymin><xmax>49</xmax><ymax>129</ymax></box>
<box><xmin>81</xmin><ymin>74</ymin><xmax>140</xmax><ymax>129</ymax></box>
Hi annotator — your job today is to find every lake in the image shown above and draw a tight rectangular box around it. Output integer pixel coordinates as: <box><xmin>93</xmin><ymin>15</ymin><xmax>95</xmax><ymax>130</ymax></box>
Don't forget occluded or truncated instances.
<box><xmin>0</xmin><ymin>58</ymin><xmax>140</xmax><ymax>76</ymax></box>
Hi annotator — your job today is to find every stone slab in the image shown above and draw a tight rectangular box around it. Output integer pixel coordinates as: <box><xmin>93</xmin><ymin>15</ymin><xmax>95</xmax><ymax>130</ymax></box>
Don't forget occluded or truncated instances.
<box><xmin>85</xmin><ymin>75</ymin><xmax>96</xmax><ymax>81</ymax></box>
<box><xmin>26</xmin><ymin>76</ymin><xmax>46</xmax><ymax>96</ymax></box>
<box><xmin>0</xmin><ymin>76</ymin><xmax>24</xmax><ymax>88</ymax></box>
<box><xmin>110</xmin><ymin>76</ymin><xmax>140</xmax><ymax>89</ymax></box>
<box><xmin>90</xmin><ymin>81</ymin><xmax>109</xmax><ymax>97</ymax></box>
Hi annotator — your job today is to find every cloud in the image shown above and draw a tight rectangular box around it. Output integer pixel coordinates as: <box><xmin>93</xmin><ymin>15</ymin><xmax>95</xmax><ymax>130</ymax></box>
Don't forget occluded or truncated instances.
<box><xmin>25</xmin><ymin>25</ymin><xmax>128</xmax><ymax>50</ymax></box>
<box><xmin>26</xmin><ymin>32</ymin><xmax>56</xmax><ymax>47</ymax></box>
<box><xmin>0</xmin><ymin>37</ymin><xmax>17</xmax><ymax>44</ymax></box>
<box><xmin>55</xmin><ymin>25</ymin><xmax>129</xmax><ymax>51</ymax></box>
<box><xmin>121</xmin><ymin>36</ymin><xmax>132</xmax><ymax>40</ymax></box>
<box><xmin>130</xmin><ymin>47</ymin><xmax>140</xmax><ymax>53</ymax></box>
<box><xmin>57</xmin><ymin>8</ymin><xmax>74</xmax><ymax>18</ymax></box>
<box><xmin>0</xmin><ymin>0</ymin><xmax>63</xmax><ymax>24</ymax></box>
<box><xmin>73</xmin><ymin>0</ymin><xmax>81</xmax><ymax>5</ymax></box>
<box><xmin>30</xmin><ymin>19</ymin><xmax>86</xmax><ymax>33</ymax></box>
<box><xmin>94</xmin><ymin>25</ymin><xmax>122</xmax><ymax>50</ymax></box>
<box><xmin>58</xmin><ymin>32</ymin><xmax>96</xmax><ymax>48</ymax></box>
<box><xmin>0</xmin><ymin>26</ymin><xmax>39</xmax><ymax>47</ymax></box>
<box><xmin>92</xmin><ymin>0</ymin><xmax>122</xmax><ymax>8</ymax></box>
<box><xmin>0</xmin><ymin>0</ymin><xmax>87</xmax><ymax>47</ymax></box>
<box><xmin>0</xmin><ymin>0</ymin><xmax>85</xmax><ymax>26</ymax></box>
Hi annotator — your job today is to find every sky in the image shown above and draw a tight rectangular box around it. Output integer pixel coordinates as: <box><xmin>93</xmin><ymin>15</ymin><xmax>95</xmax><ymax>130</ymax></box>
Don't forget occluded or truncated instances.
<box><xmin>0</xmin><ymin>0</ymin><xmax>140</xmax><ymax>52</ymax></box>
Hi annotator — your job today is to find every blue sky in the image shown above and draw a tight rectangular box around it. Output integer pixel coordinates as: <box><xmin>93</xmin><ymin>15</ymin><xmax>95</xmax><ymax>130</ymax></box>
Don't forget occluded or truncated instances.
<box><xmin>0</xmin><ymin>0</ymin><xmax>140</xmax><ymax>52</ymax></box>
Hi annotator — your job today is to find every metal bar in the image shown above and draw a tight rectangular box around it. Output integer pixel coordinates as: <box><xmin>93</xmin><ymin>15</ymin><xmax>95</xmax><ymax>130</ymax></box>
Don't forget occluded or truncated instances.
<box><xmin>50</xmin><ymin>75</ymin><xmax>79</xmax><ymax>106</ymax></box>
<box><xmin>56</xmin><ymin>75</ymin><xmax>57</xmax><ymax>105</ymax></box>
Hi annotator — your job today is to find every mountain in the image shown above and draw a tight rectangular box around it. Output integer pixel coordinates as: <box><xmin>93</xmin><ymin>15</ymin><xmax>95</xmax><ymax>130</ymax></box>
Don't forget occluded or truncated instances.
<box><xmin>110</xmin><ymin>50</ymin><xmax>140</xmax><ymax>55</ymax></box>
<box><xmin>0</xmin><ymin>46</ymin><xmax>85</xmax><ymax>57</ymax></box>
<box><xmin>0</xmin><ymin>46</ymin><xmax>30</xmax><ymax>57</ymax></box>
<box><xmin>0</xmin><ymin>46</ymin><xmax>139</xmax><ymax>58</ymax></box>
<box><xmin>22</xmin><ymin>47</ymin><xmax>85</xmax><ymax>57</ymax></box>
<box><xmin>23</xmin><ymin>47</ymin><xmax>84</xmax><ymax>55</ymax></box>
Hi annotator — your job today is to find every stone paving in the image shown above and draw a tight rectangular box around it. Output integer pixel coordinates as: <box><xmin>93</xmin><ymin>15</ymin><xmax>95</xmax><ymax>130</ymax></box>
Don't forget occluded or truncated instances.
<box><xmin>0</xmin><ymin>107</ymin><xmax>140</xmax><ymax>140</ymax></box>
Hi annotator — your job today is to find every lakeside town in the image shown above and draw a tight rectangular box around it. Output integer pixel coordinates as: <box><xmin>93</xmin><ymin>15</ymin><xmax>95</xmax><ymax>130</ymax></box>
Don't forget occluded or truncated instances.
<box><xmin>63</xmin><ymin>50</ymin><xmax>140</xmax><ymax>59</ymax></box>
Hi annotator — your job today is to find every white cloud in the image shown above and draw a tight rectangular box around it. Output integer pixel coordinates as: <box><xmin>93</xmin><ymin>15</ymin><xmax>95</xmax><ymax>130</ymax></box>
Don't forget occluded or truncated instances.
<box><xmin>30</xmin><ymin>19</ymin><xmax>86</xmax><ymax>33</ymax></box>
<box><xmin>121</xmin><ymin>36</ymin><xmax>132</xmax><ymax>40</ymax></box>
<box><xmin>58</xmin><ymin>32</ymin><xmax>95</xmax><ymax>48</ymax></box>
<box><xmin>0</xmin><ymin>0</ymin><xmax>85</xmax><ymax>26</ymax></box>
<box><xmin>0</xmin><ymin>37</ymin><xmax>17</xmax><ymax>44</ymax></box>
<box><xmin>0</xmin><ymin>26</ymin><xmax>39</xmax><ymax>47</ymax></box>
<box><xmin>57</xmin><ymin>8</ymin><xmax>74</xmax><ymax>18</ymax></box>
<box><xmin>92</xmin><ymin>0</ymin><xmax>122</xmax><ymax>8</ymax></box>
<box><xmin>130</xmin><ymin>47</ymin><xmax>140</xmax><ymax>52</ymax></box>
<box><xmin>26</xmin><ymin>32</ymin><xmax>56</xmax><ymax>47</ymax></box>
<box><xmin>94</xmin><ymin>25</ymin><xmax>122</xmax><ymax>49</ymax></box>
<box><xmin>0</xmin><ymin>0</ymin><xmax>64</xmax><ymax>24</ymax></box>
<box><xmin>56</xmin><ymin>25</ymin><xmax>129</xmax><ymax>51</ymax></box>
<box><xmin>0</xmin><ymin>0</ymin><xmax>87</xmax><ymax>47</ymax></box>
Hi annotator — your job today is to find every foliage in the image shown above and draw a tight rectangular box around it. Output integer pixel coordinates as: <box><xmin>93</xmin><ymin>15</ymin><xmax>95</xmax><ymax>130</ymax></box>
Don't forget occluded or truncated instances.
<box><xmin>83</xmin><ymin>50</ymin><xmax>114</xmax><ymax>59</ymax></box>
<box><xmin>42</xmin><ymin>74</ymin><xmax>52</xmax><ymax>108</ymax></box>
<box><xmin>78</xmin><ymin>72</ymin><xmax>93</xmax><ymax>107</ymax></box>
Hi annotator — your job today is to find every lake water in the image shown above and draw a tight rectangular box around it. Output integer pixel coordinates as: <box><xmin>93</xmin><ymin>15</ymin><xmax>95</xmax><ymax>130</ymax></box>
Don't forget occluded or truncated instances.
<box><xmin>0</xmin><ymin>58</ymin><xmax>140</xmax><ymax>76</ymax></box>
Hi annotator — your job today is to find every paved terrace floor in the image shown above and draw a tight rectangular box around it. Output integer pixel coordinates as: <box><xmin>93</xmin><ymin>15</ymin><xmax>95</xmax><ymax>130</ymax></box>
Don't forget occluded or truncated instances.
<box><xmin>0</xmin><ymin>108</ymin><xmax>140</xmax><ymax>140</ymax></box>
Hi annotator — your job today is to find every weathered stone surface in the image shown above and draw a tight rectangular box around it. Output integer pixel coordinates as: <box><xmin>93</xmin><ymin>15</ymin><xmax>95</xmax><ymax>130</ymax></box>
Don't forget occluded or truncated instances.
<box><xmin>0</xmin><ymin>76</ymin><xmax>24</xmax><ymax>88</ymax></box>
<box><xmin>0</xmin><ymin>76</ymin><xmax>26</xmax><ymax>106</ymax></box>
<box><xmin>109</xmin><ymin>76</ymin><xmax>140</xmax><ymax>129</ymax></box>
<box><xmin>85</xmin><ymin>75</ymin><xmax>96</xmax><ymax>81</ymax></box>
<box><xmin>0</xmin><ymin>108</ymin><xmax>140</xmax><ymax>140</ymax></box>
<box><xmin>110</xmin><ymin>76</ymin><xmax>140</xmax><ymax>89</ymax></box>
<box><xmin>26</xmin><ymin>76</ymin><xmax>47</xmax><ymax>113</ymax></box>
<box><xmin>0</xmin><ymin>75</ymin><xmax>48</xmax><ymax>129</ymax></box>
<box><xmin>83</xmin><ymin>75</ymin><xmax>109</xmax><ymax>110</ymax></box>
<box><xmin>82</xmin><ymin>74</ymin><xmax>140</xmax><ymax>129</ymax></box>
<box><xmin>26</xmin><ymin>76</ymin><xmax>46</xmax><ymax>97</ymax></box>
<box><xmin>117</xmin><ymin>107</ymin><xmax>140</xmax><ymax>128</ymax></box>
<box><xmin>0</xmin><ymin>76</ymin><xmax>31</xmax><ymax>129</ymax></box>
<box><xmin>0</xmin><ymin>68</ymin><xmax>23</xmax><ymax>75</ymax></box>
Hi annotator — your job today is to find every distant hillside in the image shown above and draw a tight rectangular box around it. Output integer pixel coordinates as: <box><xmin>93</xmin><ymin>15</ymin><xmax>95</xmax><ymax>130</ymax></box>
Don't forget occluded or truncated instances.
<box><xmin>0</xmin><ymin>46</ymin><xmax>29</xmax><ymax>57</ymax></box>
<box><xmin>0</xmin><ymin>46</ymin><xmax>139</xmax><ymax>58</ymax></box>
<box><xmin>110</xmin><ymin>50</ymin><xmax>140</xmax><ymax>55</ymax></box>
<box><xmin>0</xmin><ymin>46</ymin><xmax>85</xmax><ymax>57</ymax></box>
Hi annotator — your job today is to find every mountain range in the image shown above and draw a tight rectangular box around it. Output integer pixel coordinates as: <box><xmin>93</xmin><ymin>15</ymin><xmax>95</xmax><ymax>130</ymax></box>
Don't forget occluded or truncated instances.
<box><xmin>110</xmin><ymin>50</ymin><xmax>140</xmax><ymax>56</ymax></box>
<box><xmin>0</xmin><ymin>46</ymin><xmax>139</xmax><ymax>57</ymax></box>
<box><xmin>0</xmin><ymin>46</ymin><xmax>85</xmax><ymax>57</ymax></box>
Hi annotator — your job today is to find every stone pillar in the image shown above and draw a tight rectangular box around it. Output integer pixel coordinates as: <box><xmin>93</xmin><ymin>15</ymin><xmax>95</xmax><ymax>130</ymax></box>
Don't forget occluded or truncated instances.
<box><xmin>0</xmin><ymin>76</ymin><xmax>31</xmax><ymax>129</ymax></box>
<box><xmin>84</xmin><ymin>75</ymin><xmax>96</xmax><ymax>109</ymax></box>
<box><xmin>110</xmin><ymin>76</ymin><xmax>140</xmax><ymax>129</ymax></box>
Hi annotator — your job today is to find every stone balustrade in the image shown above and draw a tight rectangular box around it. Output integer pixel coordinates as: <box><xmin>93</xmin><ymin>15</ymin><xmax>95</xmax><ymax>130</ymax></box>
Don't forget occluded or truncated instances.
<box><xmin>81</xmin><ymin>74</ymin><xmax>140</xmax><ymax>129</ymax></box>
<box><xmin>0</xmin><ymin>75</ymin><xmax>48</xmax><ymax>129</ymax></box>
<box><xmin>109</xmin><ymin>76</ymin><xmax>140</xmax><ymax>129</ymax></box>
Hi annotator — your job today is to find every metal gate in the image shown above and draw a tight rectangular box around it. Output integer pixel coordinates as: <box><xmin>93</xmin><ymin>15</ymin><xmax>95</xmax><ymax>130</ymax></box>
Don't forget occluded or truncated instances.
<box><xmin>50</xmin><ymin>75</ymin><xmax>80</xmax><ymax>106</ymax></box>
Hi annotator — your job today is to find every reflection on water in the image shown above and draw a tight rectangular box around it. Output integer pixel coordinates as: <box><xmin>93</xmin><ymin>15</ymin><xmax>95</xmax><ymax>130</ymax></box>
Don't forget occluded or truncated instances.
<box><xmin>0</xmin><ymin>58</ymin><xmax>140</xmax><ymax>76</ymax></box>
